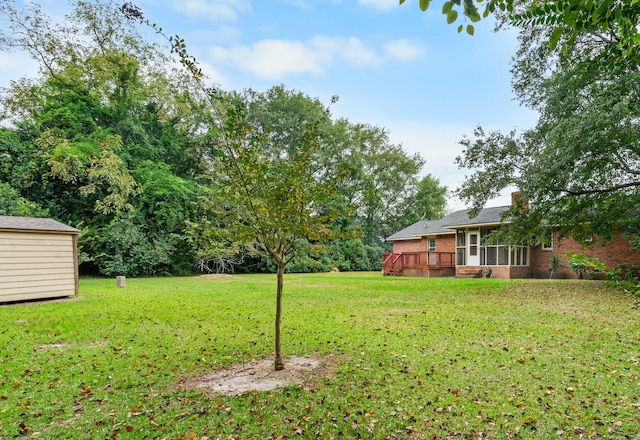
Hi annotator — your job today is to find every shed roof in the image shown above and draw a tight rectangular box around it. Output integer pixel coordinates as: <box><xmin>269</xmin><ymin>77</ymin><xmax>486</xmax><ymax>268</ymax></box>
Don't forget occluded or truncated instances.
<box><xmin>0</xmin><ymin>215</ymin><xmax>80</xmax><ymax>234</ymax></box>
<box><xmin>386</xmin><ymin>205</ymin><xmax>512</xmax><ymax>241</ymax></box>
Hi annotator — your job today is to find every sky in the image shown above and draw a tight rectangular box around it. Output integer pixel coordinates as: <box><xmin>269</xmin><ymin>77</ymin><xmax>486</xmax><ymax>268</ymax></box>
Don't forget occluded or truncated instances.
<box><xmin>0</xmin><ymin>0</ymin><xmax>538</xmax><ymax>211</ymax></box>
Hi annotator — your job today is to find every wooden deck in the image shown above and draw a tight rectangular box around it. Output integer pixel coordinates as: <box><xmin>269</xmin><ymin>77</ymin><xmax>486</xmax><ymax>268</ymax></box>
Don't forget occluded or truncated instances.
<box><xmin>382</xmin><ymin>252</ymin><xmax>456</xmax><ymax>277</ymax></box>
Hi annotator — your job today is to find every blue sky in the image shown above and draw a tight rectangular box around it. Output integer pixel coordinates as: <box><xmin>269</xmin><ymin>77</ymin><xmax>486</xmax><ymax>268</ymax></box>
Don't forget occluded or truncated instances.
<box><xmin>0</xmin><ymin>0</ymin><xmax>538</xmax><ymax>211</ymax></box>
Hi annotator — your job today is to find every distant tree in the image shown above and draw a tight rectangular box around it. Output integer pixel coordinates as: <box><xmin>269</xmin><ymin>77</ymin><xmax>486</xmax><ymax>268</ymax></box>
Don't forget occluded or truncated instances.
<box><xmin>396</xmin><ymin>173</ymin><xmax>448</xmax><ymax>226</ymax></box>
<box><xmin>321</xmin><ymin>120</ymin><xmax>426</xmax><ymax>246</ymax></box>
<box><xmin>0</xmin><ymin>182</ymin><xmax>47</xmax><ymax>217</ymax></box>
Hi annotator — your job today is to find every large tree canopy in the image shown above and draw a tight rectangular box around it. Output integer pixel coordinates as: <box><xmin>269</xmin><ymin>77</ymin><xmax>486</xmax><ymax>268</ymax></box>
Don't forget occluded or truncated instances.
<box><xmin>400</xmin><ymin>0</ymin><xmax>640</xmax><ymax>66</ymax></box>
<box><xmin>455</xmin><ymin>1</ymin><xmax>640</xmax><ymax>247</ymax></box>
<box><xmin>0</xmin><ymin>0</ymin><xmax>442</xmax><ymax>279</ymax></box>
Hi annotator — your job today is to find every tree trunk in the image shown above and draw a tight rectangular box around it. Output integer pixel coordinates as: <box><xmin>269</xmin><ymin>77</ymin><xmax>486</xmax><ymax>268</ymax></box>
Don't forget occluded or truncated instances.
<box><xmin>274</xmin><ymin>259</ymin><xmax>285</xmax><ymax>370</ymax></box>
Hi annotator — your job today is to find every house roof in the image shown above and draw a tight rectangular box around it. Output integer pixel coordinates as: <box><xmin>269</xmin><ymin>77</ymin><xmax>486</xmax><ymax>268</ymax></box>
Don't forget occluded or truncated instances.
<box><xmin>386</xmin><ymin>205</ymin><xmax>512</xmax><ymax>241</ymax></box>
<box><xmin>441</xmin><ymin>205</ymin><xmax>512</xmax><ymax>229</ymax></box>
<box><xmin>386</xmin><ymin>217</ymin><xmax>455</xmax><ymax>241</ymax></box>
<box><xmin>0</xmin><ymin>215</ymin><xmax>80</xmax><ymax>234</ymax></box>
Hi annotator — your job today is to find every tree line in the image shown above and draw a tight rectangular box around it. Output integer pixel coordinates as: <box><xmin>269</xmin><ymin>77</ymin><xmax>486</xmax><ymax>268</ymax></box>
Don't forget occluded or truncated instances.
<box><xmin>0</xmin><ymin>0</ymin><xmax>447</xmax><ymax>277</ymax></box>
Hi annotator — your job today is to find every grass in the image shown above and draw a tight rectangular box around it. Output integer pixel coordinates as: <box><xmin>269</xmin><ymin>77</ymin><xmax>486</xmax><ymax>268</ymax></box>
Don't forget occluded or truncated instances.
<box><xmin>0</xmin><ymin>273</ymin><xmax>639</xmax><ymax>439</ymax></box>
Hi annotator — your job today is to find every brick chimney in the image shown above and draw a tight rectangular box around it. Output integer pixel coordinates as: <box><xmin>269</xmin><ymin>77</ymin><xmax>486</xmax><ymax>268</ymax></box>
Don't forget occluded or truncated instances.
<box><xmin>511</xmin><ymin>191</ymin><xmax>528</xmax><ymax>211</ymax></box>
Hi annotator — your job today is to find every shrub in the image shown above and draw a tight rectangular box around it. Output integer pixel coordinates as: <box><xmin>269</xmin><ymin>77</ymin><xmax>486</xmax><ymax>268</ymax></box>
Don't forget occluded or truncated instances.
<box><xmin>565</xmin><ymin>252</ymin><xmax>606</xmax><ymax>279</ymax></box>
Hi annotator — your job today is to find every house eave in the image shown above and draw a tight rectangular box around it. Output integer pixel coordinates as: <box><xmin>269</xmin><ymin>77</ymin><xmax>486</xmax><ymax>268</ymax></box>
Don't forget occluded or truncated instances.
<box><xmin>444</xmin><ymin>220</ymin><xmax>512</xmax><ymax>230</ymax></box>
<box><xmin>387</xmin><ymin>230</ymin><xmax>456</xmax><ymax>241</ymax></box>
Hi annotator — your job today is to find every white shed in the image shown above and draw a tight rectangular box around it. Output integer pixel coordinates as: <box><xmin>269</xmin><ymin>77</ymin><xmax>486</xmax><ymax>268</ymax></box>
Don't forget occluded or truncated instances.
<box><xmin>0</xmin><ymin>216</ymin><xmax>80</xmax><ymax>302</ymax></box>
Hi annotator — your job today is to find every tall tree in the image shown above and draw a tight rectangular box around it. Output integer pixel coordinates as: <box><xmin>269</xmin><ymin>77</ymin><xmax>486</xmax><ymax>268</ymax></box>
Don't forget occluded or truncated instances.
<box><xmin>322</xmin><ymin>120</ymin><xmax>426</xmax><ymax>246</ymax></box>
<box><xmin>0</xmin><ymin>0</ymin><xmax>208</xmax><ymax>275</ymax></box>
<box><xmin>397</xmin><ymin>174</ymin><xmax>448</xmax><ymax>225</ymax></box>
<box><xmin>455</xmin><ymin>5</ymin><xmax>640</xmax><ymax>247</ymax></box>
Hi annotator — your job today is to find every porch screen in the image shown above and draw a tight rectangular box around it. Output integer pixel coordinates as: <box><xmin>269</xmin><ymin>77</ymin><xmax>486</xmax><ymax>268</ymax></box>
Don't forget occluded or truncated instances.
<box><xmin>479</xmin><ymin>227</ymin><xmax>529</xmax><ymax>266</ymax></box>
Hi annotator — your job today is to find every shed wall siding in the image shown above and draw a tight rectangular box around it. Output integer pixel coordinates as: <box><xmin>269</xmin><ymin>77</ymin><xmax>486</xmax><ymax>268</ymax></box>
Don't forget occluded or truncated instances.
<box><xmin>0</xmin><ymin>232</ymin><xmax>77</xmax><ymax>302</ymax></box>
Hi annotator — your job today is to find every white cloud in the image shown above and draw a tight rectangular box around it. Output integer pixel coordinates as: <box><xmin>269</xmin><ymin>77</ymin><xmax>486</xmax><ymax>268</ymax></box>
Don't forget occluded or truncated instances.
<box><xmin>208</xmin><ymin>36</ymin><xmax>423</xmax><ymax>79</ymax></box>
<box><xmin>383</xmin><ymin>39</ymin><xmax>426</xmax><ymax>61</ymax></box>
<box><xmin>357</xmin><ymin>0</ymin><xmax>399</xmax><ymax>11</ymax></box>
<box><xmin>172</xmin><ymin>0</ymin><xmax>251</xmax><ymax>22</ymax></box>
<box><xmin>382</xmin><ymin>120</ymin><xmax>516</xmax><ymax>211</ymax></box>
<box><xmin>310</xmin><ymin>36</ymin><xmax>383</xmax><ymax>67</ymax></box>
<box><xmin>211</xmin><ymin>40</ymin><xmax>328</xmax><ymax>78</ymax></box>
<box><xmin>198</xmin><ymin>61</ymin><xmax>229</xmax><ymax>87</ymax></box>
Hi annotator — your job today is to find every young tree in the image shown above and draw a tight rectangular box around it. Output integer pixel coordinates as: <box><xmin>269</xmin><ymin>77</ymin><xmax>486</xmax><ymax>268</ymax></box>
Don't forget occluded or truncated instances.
<box><xmin>122</xmin><ymin>3</ymin><xmax>344</xmax><ymax>370</ymax></box>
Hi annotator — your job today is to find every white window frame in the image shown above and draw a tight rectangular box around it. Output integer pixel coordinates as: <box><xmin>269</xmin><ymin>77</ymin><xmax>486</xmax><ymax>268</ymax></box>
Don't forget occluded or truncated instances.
<box><xmin>427</xmin><ymin>238</ymin><xmax>436</xmax><ymax>252</ymax></box>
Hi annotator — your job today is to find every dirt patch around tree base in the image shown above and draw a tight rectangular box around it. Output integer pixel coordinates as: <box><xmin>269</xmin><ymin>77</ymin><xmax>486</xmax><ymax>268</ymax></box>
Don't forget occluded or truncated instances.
<box><xmin>181</xmin><ymin>354</ymin><xmax>339</xmax><ymax>396</ymax></box>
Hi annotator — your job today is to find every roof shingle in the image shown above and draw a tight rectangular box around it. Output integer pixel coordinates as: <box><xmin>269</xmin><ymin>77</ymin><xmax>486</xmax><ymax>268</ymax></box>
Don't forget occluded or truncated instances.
<box><xmin>0</xmin><ymin>216</ymin><xmax>80</xmax><ymax>234</ymax></box>
<box><xmin>386</xmin><ymin>205</ymin><xmax>512</xmax><ymax>241</ymax></box>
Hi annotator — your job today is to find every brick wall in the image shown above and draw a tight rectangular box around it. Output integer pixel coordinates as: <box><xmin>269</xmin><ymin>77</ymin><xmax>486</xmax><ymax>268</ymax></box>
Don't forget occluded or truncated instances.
<box><xmin>530</xmin><ymin>230</ymin><xmax>640</xmax><ymax>279</ymax></box>
<box><xmin>457</xmin><ymin>266</ymin><xmax>532</xmax><ymax>279</ymax></box>
<box><xmin>434</xmin><ymin>234</ymin><xmax>456</xmax><ymax>253</ymax></box>
<box><xmin>392</xmin><ymin>238</ymin><xmax>427</xmax><ymax>254</ymax></box>
<box><xmin>391</xmin><ymin>234</ymin><xmax>455</xmax><ymax>254</ymax></box>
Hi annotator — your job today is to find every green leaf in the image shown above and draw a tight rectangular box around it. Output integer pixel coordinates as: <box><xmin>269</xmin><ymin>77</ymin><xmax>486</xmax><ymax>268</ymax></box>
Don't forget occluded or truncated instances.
<box><xmin>447</xmin><ymin>10</ymin><xmax>459</xmax><ymax>24</ymax></box>
<box><xmin>469</xmin><ymin>11</ymin><xmax>481</xmax><ymax>22</ymax></box>
<box><xmin>419</xmin><ymin>0</ymin><xmax>430</xmax><ymax>11</ymax></box>
<box><xmin>457</xmin><ymin>24</ymin><xmax>464</xmax><ymax>33</ymax></box>
<box><xmin>442</xmin><ymin>1</ymin><xmax>453</xmax><ymax>14</ymax></box>
<box><xmin>466</xmin><ymin>24</ymin><xmax>475</xmax><ymax>35</ymax></box>
<box><xmin>549</xmin><ymin>27</ymin><xmax>563</xmax><ymax>51</ymax></box>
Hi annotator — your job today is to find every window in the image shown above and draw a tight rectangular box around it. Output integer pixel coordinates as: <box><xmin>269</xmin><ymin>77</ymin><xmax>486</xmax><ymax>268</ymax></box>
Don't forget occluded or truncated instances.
<box><xmin>456</xmin><ymin>231</ymin><xmax>466</xmax><ymax>265</ymax></box>
<box><xmin>469</xmin><ymin>233</ymin><xmax>478</xmax><ymax>256</ymax></box>
<box><xmin>542</xmin><ymin>231</ymin><xmax>554</xmax><ymax>250</ymax></box>
<box><xmin>478</xmin><ymin>227</ymin><xmax>529</xmax><ymax>267</ymax></box>
<box><xmin>428</xmin><ymin>238</ymin><xmax>436</xmax><ymax>252</ymax></box>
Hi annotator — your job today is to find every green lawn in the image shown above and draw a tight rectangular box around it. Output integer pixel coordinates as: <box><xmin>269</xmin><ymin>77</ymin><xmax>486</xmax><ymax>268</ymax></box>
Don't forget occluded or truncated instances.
<box><xmin>1</xmin><ymin>273</ymin><xmax>638</xmax><ymax>439</ymax></box>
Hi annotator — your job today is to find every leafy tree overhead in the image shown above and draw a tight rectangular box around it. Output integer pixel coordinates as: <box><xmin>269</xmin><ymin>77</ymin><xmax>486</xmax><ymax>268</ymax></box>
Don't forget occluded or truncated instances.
<box><xmin>400</xmin><ymin>0</ymin><xmax>640</xmax><ymax>65</ymax></box>
<box><xmin>455</xmin><ymin>2</ymin><xmax>640</xmax><ymax>248</ymax></box>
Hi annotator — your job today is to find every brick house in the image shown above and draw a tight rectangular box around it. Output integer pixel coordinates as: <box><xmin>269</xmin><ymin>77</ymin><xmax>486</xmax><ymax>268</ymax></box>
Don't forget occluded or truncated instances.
<box><xmin>384</xmin><ymin>197</ymin><xmax>640</xmax><ymax>279</ymax></box>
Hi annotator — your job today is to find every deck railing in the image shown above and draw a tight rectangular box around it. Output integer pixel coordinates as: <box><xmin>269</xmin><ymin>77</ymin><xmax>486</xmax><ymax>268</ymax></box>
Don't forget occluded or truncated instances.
<box><xmin>382</xmin><ymin>251</ymin><xmax>455</xmax><ymax>276</ymax></box>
